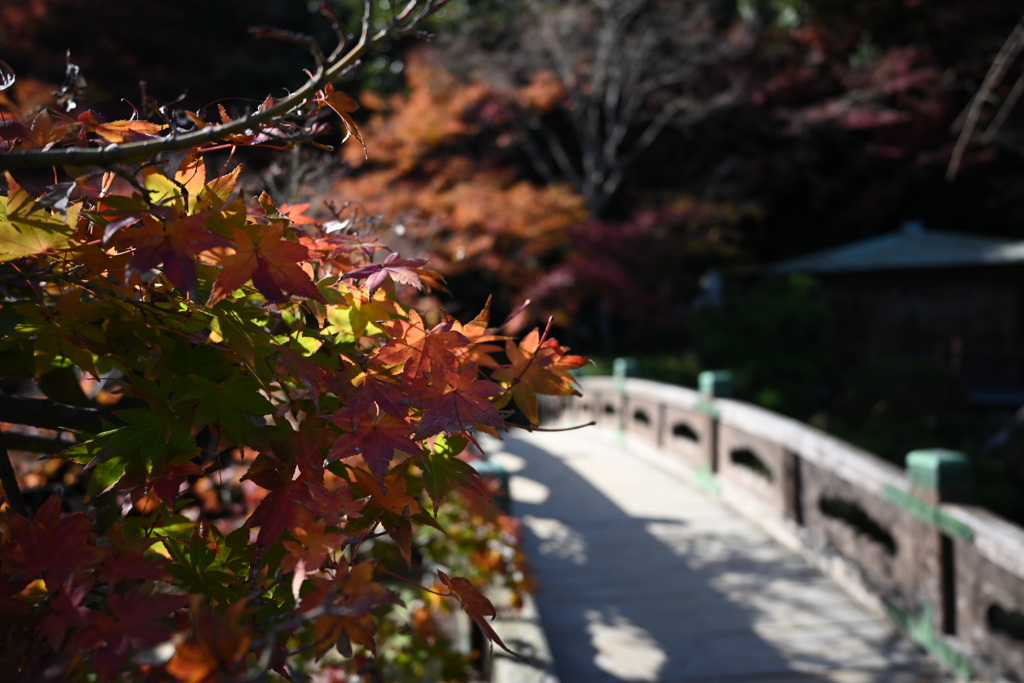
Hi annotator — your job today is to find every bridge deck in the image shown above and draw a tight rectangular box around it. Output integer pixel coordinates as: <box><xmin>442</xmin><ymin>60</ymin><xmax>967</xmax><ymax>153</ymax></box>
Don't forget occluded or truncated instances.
<box><xmin>487</xmin><ymin>427</ymin><xmax>953</xmax><ymax>683</ymax></box>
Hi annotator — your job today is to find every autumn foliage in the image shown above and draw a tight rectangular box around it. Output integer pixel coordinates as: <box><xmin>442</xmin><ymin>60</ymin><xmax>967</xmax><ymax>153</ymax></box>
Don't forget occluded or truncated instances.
<box><xmin>0</xmin><ymin>3</ymin><xmax>589</xmax><ymax>680</ymax></box>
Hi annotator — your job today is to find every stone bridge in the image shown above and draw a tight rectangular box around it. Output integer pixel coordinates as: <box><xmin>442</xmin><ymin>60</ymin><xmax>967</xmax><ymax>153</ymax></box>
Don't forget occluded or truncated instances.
<box><xmin>484</xmin><ymin>375</ymin><xmax>1024</xmax><ymax>683</ymax></box>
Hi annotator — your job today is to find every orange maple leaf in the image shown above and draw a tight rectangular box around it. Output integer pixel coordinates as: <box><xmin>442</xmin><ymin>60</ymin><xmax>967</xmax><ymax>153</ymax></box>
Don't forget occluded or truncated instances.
<box><xmin>315</xmin><ymin>83</ymin><xmax>367</xmax><ymax>158</ymax></box>
<box><xmin>373</xmin><ymin>309</ymin><xmax>469</xmax><ymax>385</ymax></box>
<box><xmin>492</xmin><ymin>328</ymin><xmax>590</xmax><ymax>425</ymax></box>
<box><xmin>209</xmin><ymin>222</ymin><xmax>325</xmax><ymax>305</ymax></box>
<box><xmin>300</xmin><ymin>560</ymin><xmax>397</xmax><ymax>657</ymax></box>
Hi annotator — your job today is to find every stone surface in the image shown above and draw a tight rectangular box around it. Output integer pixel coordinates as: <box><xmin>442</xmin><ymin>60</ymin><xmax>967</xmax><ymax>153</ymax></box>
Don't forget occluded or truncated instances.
<box><xmin>486</xmin><ymin>427</ymin><xmax>955</xmax><ymax>683</ymax></box>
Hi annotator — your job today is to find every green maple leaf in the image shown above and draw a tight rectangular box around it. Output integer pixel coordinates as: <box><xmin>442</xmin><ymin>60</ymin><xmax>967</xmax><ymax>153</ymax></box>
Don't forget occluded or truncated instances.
<box><xmin>0</xmin><ymin>174</ymin><xmax>76</xmax><ymax>262</ymax></box>
<box><xmin>180</xmin><ymin>375</ymin><xmax>274</xmax><ymax>445</ymax></box>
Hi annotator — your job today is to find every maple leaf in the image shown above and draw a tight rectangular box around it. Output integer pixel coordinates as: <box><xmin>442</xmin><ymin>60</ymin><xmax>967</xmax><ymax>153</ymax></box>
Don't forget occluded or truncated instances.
<box><xmin>280</xmin><ymin>202</ymin><xmax>317</xmax><ymax>225</ymax></box>
<box><xmin>413</xmin><ymin>367</ymin><xmax>505</xmax><ymax>438</ymax></box>
<box><xmin>422</xmin><ymin>434</ymin><xmax>493</xmax><ymax>514</ymax></box>
<box><xmin>329</xmin><ymin>404</ymin><xmax>423</xmax><ymax>482</ymax></box>
<box><xmin>122</xmin><ymin>210</ymin><xmax>229</xmax><ymax>296</ymax></box>
<box><xmin>175</xmin><ymin>153</ymin><xmax>207</xmax><ymax>211</ymax></box>
<box><xmin>167</xmin><ymin>600</ymin><xmax>252</xmax><ymax>683</ymax></box>
<box><xmin>1</xmin><ymin>495</ymin><xmax>106</xmax><ymax>590</ymax></box>
<box><xmin>39</xmin><ymin>579</ymin><xmax>96</xmax><ymax>651</ymax></box>
<box><xmin>180</xmin><ymin>374</ymin><xmax>274</xmax><ymax>444</ymax></box>
<box><xmin>92</xmin><ymin>588</ymin><xmax>189</xmax><ymax>680</ymax></box>
<box><xmin>282</xmin><ymin>510</ymin><xmax>345</xmax><ymax>574</ymax></box>
<box><xmin>196</xmin><ymin>165</ymin><xmax>242</xmax><ymax>213</ymax></box>
<box><xmin>492</xmin><ymin>328</ymin><xmax>590</xmax><ymax>425</ymax></box>
<box><xmin>150</xmin><ymin>461</ymin><xmax>206</xmax><ymax>506</ymax></box>
<box><xmin>348</xmin><ymin>465</ymin><xmax>428</xmax><ymax>565</ymax></box>
<box><xmin>0</xmin><ymin>172</ymin><xmax>76</xmax><ymax>262</ymax></box>
<box><xmin>77</xmin><ymin>111</ymin><xmax>166</xmax><ymax>143</ymax></box>
<box><xmin>438</xmin><ymin>570</ymin><xmax>518</xmax><ymax>658</ymax></box>
<box><xmin>448</xmin><ymin>297</ymin><xmax>506</xmax><ymax>367</ymax></box>
<box><xmin>315</xmin><ymin>83</ymin><xmax>367</xmax><ymax>157</ymax></box>
<box><xmin>301</xmin><ymin>560</ymin><xmax>397</xmax><ymax>657</ymax></box>
<box><xmin>337</xmin><ymin>368</ymin><xmax>409</xmax><ymax>421</ymax></box>
<box><xmin>245</xmin><ymin>457</ymin><xmax>315</xmax><ymax>548</ymax></box>
<box><xmin>209</xmin><ymin>222</ymin><xmax>325</xmax><ymax>305</ymax></box>
<box><xmin>373</xmin><ymin>309</ymin><xmax>469</xmax><ymax>386</ymax></box>
<box><xmin>342</xmin><ymin>251</ymin><xmax>432</xmax><ymax>295</ymax></box>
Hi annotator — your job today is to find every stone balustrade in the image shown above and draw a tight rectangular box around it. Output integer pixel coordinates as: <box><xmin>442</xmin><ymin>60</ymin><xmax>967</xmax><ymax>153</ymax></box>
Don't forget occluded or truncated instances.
<box><xmin>542</xmin><ymin>373</ymin><xmax>1024</xmax><ymax>682</ymax></box>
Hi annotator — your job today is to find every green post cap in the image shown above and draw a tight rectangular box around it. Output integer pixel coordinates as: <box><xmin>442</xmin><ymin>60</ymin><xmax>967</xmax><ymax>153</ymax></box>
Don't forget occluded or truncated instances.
<box><xmin>613</xmin><ymin>357</ymin><xmax>638</xmax><ymax>392</ymax></box>
<box><xmin>699</xmin><ymin>370</ymin><xmax>733</xmax><ymax>398</ymax></box>
<box><xmin>906</xmin><ymin>449</ymin><xmax>973</xmax><ymax>502</ymax></box>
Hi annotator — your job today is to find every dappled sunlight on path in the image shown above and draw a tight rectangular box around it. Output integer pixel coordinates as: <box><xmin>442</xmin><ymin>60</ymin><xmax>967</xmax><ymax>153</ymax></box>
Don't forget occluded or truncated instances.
<box><xmin>486</xmin><ymin>428</ymin><xmax>952</xmax><ymax>682</ymax></box>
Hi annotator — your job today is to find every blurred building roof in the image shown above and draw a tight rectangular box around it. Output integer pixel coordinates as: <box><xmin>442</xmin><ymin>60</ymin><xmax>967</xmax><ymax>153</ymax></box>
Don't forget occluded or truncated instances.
<box><xmin>769</xmin><ymin>221</ymin><xmax>1024</xmax><ymax>274</ymax></box>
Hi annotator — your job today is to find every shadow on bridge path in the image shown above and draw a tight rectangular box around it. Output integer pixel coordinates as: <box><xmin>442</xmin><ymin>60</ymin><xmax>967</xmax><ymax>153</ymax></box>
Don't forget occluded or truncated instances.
<box><xmin>485</xmin><ymin>427</ymin><xmax>952</xmax><ymax>683</ymax></box>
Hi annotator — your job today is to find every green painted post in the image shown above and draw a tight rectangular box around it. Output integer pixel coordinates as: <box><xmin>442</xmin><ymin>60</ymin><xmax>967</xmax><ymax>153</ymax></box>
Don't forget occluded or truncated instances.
<box><xmin>698</xmin><ymin>370</ymin><xmax>733</xmax><ymax>399</ymax></box>
<box><xmin>612</xmin><ymin>357</ymin><xmax>637</xmax><ymax>443</ymax></box>
<box><xmin>903</xmin><ymin>448</ymin><xmax>973</xmax><ymax>644</ymax></box>
<box><xmin>697</xmin><ymin>370</ymin><xmax>732</xmax><ymax>418</ymax></box>
<box><xmin>906</xmin><ymin>449</ymin><xmax>973</xmax><ymax>505</ymax></box>
<box><xmin>612</xmin><ymin>357</ymin><xmax>638</xmax><ymax>393</ymax></box>
<box><xmin>695</xmin><ymin>370</ymin><xmax>732</xmax><ymax>481</ymax></box>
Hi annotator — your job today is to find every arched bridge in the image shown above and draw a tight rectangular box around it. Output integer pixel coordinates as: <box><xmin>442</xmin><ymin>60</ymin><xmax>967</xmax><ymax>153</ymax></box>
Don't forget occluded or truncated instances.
<box><xmin>484</xmin><ymin>375</ymin><xmax>1024</xmax><ymax>683</ymax></box>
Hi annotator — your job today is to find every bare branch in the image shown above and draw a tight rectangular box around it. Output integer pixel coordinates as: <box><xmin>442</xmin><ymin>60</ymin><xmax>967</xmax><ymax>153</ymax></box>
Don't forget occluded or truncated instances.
<box><xmin>492</xmin><ymin>0</ymin><xmax>744</xmax><ymax>214</ymax></box>
<box><xmin>0</xmin><ymin>0</ymin><xmax>445</xmax><ymax>171</ymax></box>
<box><xmin>947</xmin><ymin>12</ymin><xmax>1024</xmax><ymax>180</ymax></box>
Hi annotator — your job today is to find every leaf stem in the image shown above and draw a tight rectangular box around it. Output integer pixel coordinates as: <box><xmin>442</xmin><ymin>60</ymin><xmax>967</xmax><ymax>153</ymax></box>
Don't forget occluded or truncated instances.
<box><xmin>509</xmin><ymin>420</ymin><xmax>596</xmax><ymax>433</ymax></box>
<box><xmin>377</xmin><ymin>566</ymin><xmax>449</xmax><ymax>597</ymax></box>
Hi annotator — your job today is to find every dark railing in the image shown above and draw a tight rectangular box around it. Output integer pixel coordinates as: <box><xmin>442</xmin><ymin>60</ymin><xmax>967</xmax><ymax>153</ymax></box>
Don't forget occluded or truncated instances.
<box><xmin>542</xmin><ymin>373</ymin><xmax>1024</xmax><ymax>682</ymax></box>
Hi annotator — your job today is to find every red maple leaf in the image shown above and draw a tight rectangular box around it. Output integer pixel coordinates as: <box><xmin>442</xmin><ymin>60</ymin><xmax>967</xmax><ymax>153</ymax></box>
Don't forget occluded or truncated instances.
<box><xmin>209</xmin><ymin>222</ymin><xmax>325</xmax><ymax>305</ymax></box>
<box><xmin>337</xmin><ymin>368</ymin><xmax>409</xmax><ymax>421</ymax></box>
<box><xmin>329</xmin><ymin>404</ymin><xmax>423</xmax><ymax>481</ymax></box>
<box><xmin>122</xmin><ymin>210</ymin><xmax>228</xmax><ymax>296</ymax></box>
<box><xmin>1</xmin><ymin>495</ymin><xmax>107</xmax><ymax>590</ymax></box>
<box><xmin>150</xmin><ymin>461</ymin><xmax>206</xmax><ymax>505</ymax></box>
<box><xmin>438</xmin><ymin>570</ymin><xmax>518</xmax><ymax>658</ymax></box>
<box><xmin>413</xmin><ymin>367</ymin><xmax>505</xmax><ymax>438</ymax></box>
<box><xmin>92</xmin><ymin>589</ymin><xmax>189</xmax><ymax>679</ymax></box>
<box><xmin>342</xmin><ymin>252</ymin><xmax>432</xmax><ymax>295</ymax></box>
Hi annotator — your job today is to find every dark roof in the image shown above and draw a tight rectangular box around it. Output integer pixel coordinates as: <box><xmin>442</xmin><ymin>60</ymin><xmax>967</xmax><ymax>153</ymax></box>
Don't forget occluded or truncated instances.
<box><xmin>768</xmin><ymin>224</ymin><xmax>1024</xmax><ymax>275</ymax></box>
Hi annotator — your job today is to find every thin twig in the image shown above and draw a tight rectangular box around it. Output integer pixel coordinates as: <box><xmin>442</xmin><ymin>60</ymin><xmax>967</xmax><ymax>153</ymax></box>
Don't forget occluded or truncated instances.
<box><xmin>509</xmin><ymin>420</ymin><xmax>595</xmax><ymax>433</ymax></box>
<box><xmin>948</xmin><ymin>13</ymin><xmax>1024</xmax><ymax>180</ymax></box>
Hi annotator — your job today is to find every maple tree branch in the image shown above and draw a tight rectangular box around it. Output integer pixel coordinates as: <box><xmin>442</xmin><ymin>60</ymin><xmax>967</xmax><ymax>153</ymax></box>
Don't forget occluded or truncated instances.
<box><xmin>0</xmin><ymin>0</ymin><xmax>443</xmax><ymax>171</ymax></box>
<box><xmin>0</xmin><ymin>433</ymin><xmax>29</xmax><ymax>517</ymax></box>
<box><xmin>948</xmin><ymin>11</ymin><xmax>1024</xmax><ymax>180</ymax></box>
<box><xmin>1</xmin><ymin>432</ymin><xmax>75</xmax><ymax>454</ymax></box>
<box><xmin>0</xmin><ymin>394</ymin><xmax>104</xmax><ymax>433</ymax></box>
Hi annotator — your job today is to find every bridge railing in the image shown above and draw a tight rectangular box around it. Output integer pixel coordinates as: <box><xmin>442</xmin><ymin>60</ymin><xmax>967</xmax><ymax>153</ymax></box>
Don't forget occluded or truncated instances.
<box><xmin>542</xmin><ymin>374</ymin><xmax>1024</xmax><ymax>682</ymax></box>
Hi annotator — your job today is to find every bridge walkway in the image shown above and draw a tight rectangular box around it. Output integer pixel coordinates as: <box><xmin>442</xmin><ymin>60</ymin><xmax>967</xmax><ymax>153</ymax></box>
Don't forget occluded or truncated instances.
<box><xmin>486</xmin><ymin>426</ymin><xmax>954</xmax><ymax>683</ymax></box>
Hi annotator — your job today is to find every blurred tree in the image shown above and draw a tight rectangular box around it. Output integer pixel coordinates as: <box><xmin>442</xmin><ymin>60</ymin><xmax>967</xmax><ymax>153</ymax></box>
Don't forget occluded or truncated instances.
<box><xmin>0</xmin><ymin>0</ymin><xmax>512</xmax><ymax>113</ymax></box>
<box><xmin>438</xmin><ymin>0</ymin><xmax>749</xmax><ymax>216</ymax></box>
<box><xmin>688</xmin><ymin>274</ymin><xmax>830</xmax><ymax>418</ymax></box>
